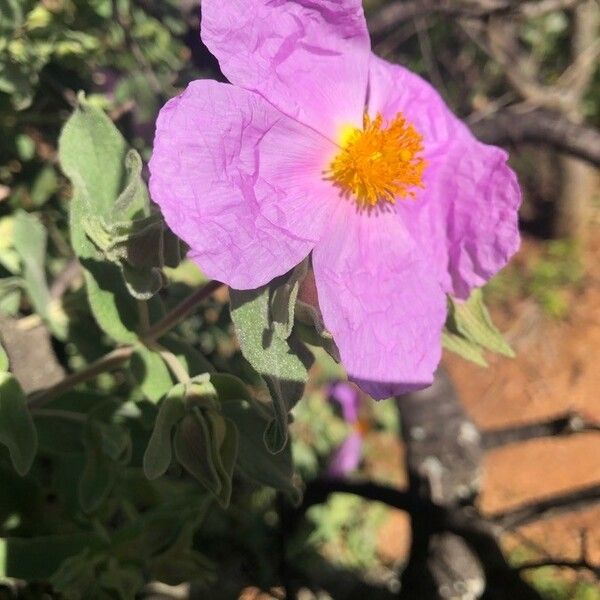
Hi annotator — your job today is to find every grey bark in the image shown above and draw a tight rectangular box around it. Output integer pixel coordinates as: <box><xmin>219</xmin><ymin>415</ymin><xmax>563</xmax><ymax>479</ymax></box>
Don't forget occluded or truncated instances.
<box><xmin>396</xmin><ymin>369</ymin><xmax>545</xmax><ymax>600</ymax></box>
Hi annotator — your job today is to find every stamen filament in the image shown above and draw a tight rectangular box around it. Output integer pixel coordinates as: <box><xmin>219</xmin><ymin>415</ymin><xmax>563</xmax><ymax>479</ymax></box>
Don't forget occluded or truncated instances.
<box><xmin>327</xmin><ymin>112</ymin><xmax>426</xmax><ymax>208</ymax></box>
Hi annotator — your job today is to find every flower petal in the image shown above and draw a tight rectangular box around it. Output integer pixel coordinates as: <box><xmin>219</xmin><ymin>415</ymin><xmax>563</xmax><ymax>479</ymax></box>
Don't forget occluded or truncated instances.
<box><xmin>368</xmin><ymin>55</ymin><xmax>521</xmax><ymax>298</ymax></box>
<box><xmin>327</xmin><ymin>433</ymin><xmax>363</xmax><ymax>477</ymax></box>
<box><xmin>312</xmin><ymin>203</ymin><xmax>447</xmax><ymax>400</ymax></box>
<box><xmin>149</xmin><ymin>80</ymin><xmax>337</xmax><ymax>289</ymax></box>
<box><xmin>201</xmin><ymin>0</ymin><xmax>370</xmax><ymax>137</ymax></box>
<box><xmin>329</xmin><ymin>381</ymin><xmax>360</xmax><ymax>423</ymax></box>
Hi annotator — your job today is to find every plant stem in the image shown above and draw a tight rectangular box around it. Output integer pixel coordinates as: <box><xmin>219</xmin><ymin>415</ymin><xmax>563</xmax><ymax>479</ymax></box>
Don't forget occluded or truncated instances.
<box><xmin>28</xmin><ymin>280</ymin><xmax>223</xmax><ymax>408</ymax></box>
<box><xmin>28</xmin><ymin>346</ymin><xmax>134</xmax><ymax>409</ymax></box>
<box><xmin>148</xmin><ymin>341</ymin><xmax>191</xmax><ymax>384</ymax></box>
<box><xmin>145</xmin><ymin>279</ymin><xmax>223</xmax><ymax>340</ymax></box>
<box><xmin>30</xmin><ymin>408</ymin><xmax>88</xmax><ymax>423</ymax></box>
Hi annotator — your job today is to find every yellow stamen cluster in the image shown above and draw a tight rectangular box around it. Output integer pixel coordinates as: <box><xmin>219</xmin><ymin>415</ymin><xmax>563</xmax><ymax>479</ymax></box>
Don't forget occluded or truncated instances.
<box><xmin>328</xmin><ymin>112</ymin><xmax>426</xmax><ymax>208</ymax></box>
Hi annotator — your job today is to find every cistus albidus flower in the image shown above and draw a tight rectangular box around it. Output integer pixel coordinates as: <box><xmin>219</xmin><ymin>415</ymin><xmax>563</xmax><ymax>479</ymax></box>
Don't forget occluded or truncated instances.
<box><xmin>327</xmin><ymin>382</ymin><xmax>366</xmax><ymax>478</ymax></box>
<box><xmin>149</xmin><ymin>0</ymin><xmax>521</xmax><ymax>399</ymax></box>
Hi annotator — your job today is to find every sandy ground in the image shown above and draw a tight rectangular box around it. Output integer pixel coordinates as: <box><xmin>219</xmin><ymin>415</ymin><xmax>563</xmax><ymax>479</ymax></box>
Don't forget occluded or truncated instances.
<box><xmin>376</xmin><ymin>229</ymin><xmax>600</xmax><ymax>571</ymax></box>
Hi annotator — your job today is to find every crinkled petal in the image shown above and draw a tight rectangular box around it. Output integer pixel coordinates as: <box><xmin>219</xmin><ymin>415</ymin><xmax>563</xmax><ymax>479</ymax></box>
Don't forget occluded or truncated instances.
<box><xmin>313</xmin><ymin>202</ymin><xmax>447</xmax><ymax>400</ymax></box>
<box><xmin>368</xmin><ymin>55</ymin><xmax>521</xmax><ymax>298</ymax></box>
<box><xmin>327</xmin><ymin>433</ymin><xmax>363</xmax><ymax>477</ymax></box>
<box><xmin>149</xmin><ymin>80</ymin><xmax>337</xmax><ymax>289</ymax></box>
<box><xmin>201</xmin><ymin>0</ymin><xmax>370</xmax><ymax>137</ymax></box>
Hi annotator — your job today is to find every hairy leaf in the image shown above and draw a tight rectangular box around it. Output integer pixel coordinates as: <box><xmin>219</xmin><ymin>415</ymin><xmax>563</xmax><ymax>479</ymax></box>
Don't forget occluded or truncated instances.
<box><xmin>12</xmin><ymin>210</ymin><xmax>51</xmax><ymax>320</ymax></box>
<box><xmin>131</xmin><ymin>345</ymin><xmax>173</xmax><ymax>403</ymax></box>
<box><xmin>442</xmin><ymin>331</ymin><xmax>488</xmax><ymax>367</ymax></box>
<box><xmin>0</xmin><ymin>340</ymin><xmax>8</xmax><ymax>372</ymax></box>
<box><xmin>448</xmin><ymin>290</ymin><xmax>514</xmax><ymax>357</ymax></box>
<box><xmin>143</xmin><ymin>384</ymin><xmax>186</xmax><ymax>480</ymax></box>
<box><xmin>173</xmin><ymin>406</ymin><xmax>238</xmax><ymax>508</ymax></box>
<box><xmin>0</xmin><ymin>373</ymin><xmax>37</xmax><ymax>475</ymax></box>
<box><xmin>270</xmin><ymin>259</ymin><xmax>308</xmax><ymax>340</ymax></box>
<box><xmin>58</xmin><ymin>96</ymin><xmax>155</xmax><ymax>341</ymax></box>
<box><xmin>3</xmin><ymin>532</ymin><xmax>106</xmax><ymax>580</ymax></box>
<box><xmin>159</xmin><ymin>335</ymin><xmax>215</xmax><ymax>376</ymax></box>
<box><xmin>222</xmin><ymin>400</ymin><xmax>300</xmax><ymax>503</ymax></box>
<box><xmin>230</xmin><ymin>268</ymin><xmax>314</xmax><ymax>453</ymax></box>
<box><xmin>173</xmin><ymin>411</ymin><xmax>221</xmax><ymax>494</ymax></box>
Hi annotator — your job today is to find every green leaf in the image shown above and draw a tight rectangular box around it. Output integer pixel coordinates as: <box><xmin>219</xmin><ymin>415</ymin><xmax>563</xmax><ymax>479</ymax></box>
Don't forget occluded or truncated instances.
<box><xmin>130</xmin><ymin>345</ymin><xmax>173</xmax><ymax>403</ymax></box>
<box><xmin>294</xmin><ymin>320</ymin><xmax>340</xmax><ymax>363</ymax></box>
<box><xmin>58</xmin><ymin>95</ymin><xmax>155</xmax><ymax>342</ymax></box>
<box><xmin>269</xmin><ymin>259</ymin><xmax>308</xmax><ymax>340</ymax></box>
<box><xmin>146</xmin><ymin>514</ymin><xmax>215</xmax><ymax>586</ymax></box>
<box><xmin>214</xmin><ymin>417</ymin><xmax>238</xmax><ymax>508</ymax></box>
<box><xmin>210</xmin><ymin>372</ymin><xmax>254</xmax><ymax>404</ymax></box>
<box><xmin>449</xmin><ymin>290</ymin><xmax>514</xmax><ymax>358</ymax></box>
<box><xmin>34</xmin><ymin>413</ymin><xmax>84</xmax><ymax>455</ymax></box>
<box><xmin>0</xmin><ymin>372</ymin><xmax>37</xmax><ymax>475</ymax></box>
<box><xmin>159</xmin><ymin>334</ymin><xmax>214</xmax><ymax>376</ymax></box>
<box><xmin>121</xmin><ymin>261</ymin><xmax>164</xmax><ymax>300</ymax></box>
<box><xmin>3</xmin><ymin>532</ymin><xmax>106</xmax><ymax>580</ymax></box>
<box><xmin>33</xmin><ymin>390</ymin><xmax>108</xmax><ymax>455</ymax></box>
<box><xmin>0</xmin><ymin>275</ymin><xmax>22</xmax><ymax>317</ymax></box>
<box><xmin>94</xmin><ymin>420</ymin><xmax>131</xmax><ymax>463</ymax></box>
<box><xmin>222</xmin><ymin>399</ymin><xmax>300</xmax><ymax>503</ymax></box>
<box><xmin>230</xmin><ymin>269</ymin><xmax>314</xmax><ymax>454</ymax></box>
<box><xmin>173</xmin><ymin>406</ymin><xmax>238</xmax><ymax>508</ymax></box>
<box><xmin>49</xmin><ymin>549</ymin><xmax>105</xmax><ymax>600</ymax></box>
<box><xmin>112</xmin><ymin>149</ymin><xmax>151</xmax><ymax>222</ymax></box>
<box><xmin>173</xmin><ymin>410</ymin><xmax>220</xmax><ymax>493</ymax></box>
<box><xmin>0</xmin><ymin>284</ymin><xmax>21</xmax><ymax>316</ymax></box>
<box><xmin>12</xmin><ymin>210</ymin><xmax>51</xmax><ymax>320</ymax></box>
<box><xmin>30</xmin><ymin>165</ymin><xmax>58</xmax><ymax>207</ymax></box>
<box><xmin>78</xmin><ymin>402</ymin><xmax>132</xmax><ymax>513</ymax></box>
<box><xmin>442</xmin><ymin>331</ymin><xmax>488</xmax><ymax>367</ymax></box>
<box><xmin>78</xmin><ymin>429</ymin><xmax>118</xmax><ymax>514</ymax></box>
<box><xmin>78</xmin><ymin>151</ymin><xmax>176</xmax><ymax>301</ymax></box>
<box><xmin>98</xmin><ymin>558</ymin><xmax>145</xmax><ymax>600</ymax></box>
<box><xmin>143</xmin><ymin>384</ymin><xmax>186</xmax><ymax>480</ymax></box>
<box><xmin>0</xmin><ymin>339</ymin><xmax>8</xmax><ymax>371</ymax></box>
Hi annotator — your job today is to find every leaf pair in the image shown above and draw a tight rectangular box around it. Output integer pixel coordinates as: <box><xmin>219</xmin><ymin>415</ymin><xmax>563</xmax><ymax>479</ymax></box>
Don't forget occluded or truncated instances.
<box><xmin>143</xmin><ymin>378</ymin><xmax>238</xmax><ymax>508</ymax></box>
<box><xmin>82</xmin><ymin>151</ymin><xmax>183</xmax><ymax>301</ymax></box>
<box><xmin>144</xmin><ymin>374</ymin><xmax>300</xmax><ymax>506</ymax></box>
<box><xmin>58</xmin><ymin>95</ymin><xmax>170</xmax><ymax>343</ymax></box>
<box><xmin>230</xmin><ymin>261</ymin><xmax>314</xmax><ymax>455</ymax></box>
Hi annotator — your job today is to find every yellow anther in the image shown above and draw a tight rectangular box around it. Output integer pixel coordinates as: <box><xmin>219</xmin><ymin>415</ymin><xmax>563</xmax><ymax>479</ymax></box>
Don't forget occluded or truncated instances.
<box><xmin>328</xmin><ymin>112</ymin><xmax>426</xmax><ymax>208</ymax></box>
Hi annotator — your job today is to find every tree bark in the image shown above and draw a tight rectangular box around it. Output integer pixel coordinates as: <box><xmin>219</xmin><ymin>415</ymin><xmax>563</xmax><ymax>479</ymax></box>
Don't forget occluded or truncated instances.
<box><xmin>396</xmin><ymin>369</ymin><xmax>544</xmax><ymax>600</ymax></box>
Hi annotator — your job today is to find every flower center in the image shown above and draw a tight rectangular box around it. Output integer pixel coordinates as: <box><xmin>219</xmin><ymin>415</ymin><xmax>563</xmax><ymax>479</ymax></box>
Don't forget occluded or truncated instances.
<box><xmin>327</xmin><ymin>112</ymin><xmax>426</xmax><ymax>208</ymax></box>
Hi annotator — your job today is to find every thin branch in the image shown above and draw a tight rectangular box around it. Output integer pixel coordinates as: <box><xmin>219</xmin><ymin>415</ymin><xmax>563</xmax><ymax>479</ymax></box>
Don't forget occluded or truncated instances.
<box><xmin>521</xmin><ymin>0</ymin><xmax>588</xmax><ymax>17</ymax></box>
<box><xmin>471</xmin><ymin>109</ymin><xmax>600</xmax><ymax>165</ymax></box>
<box><xmin>28</xmin><ymin>280</ymin><xmax>222</xmax><ymax>408</ymax></box>
<box><xmin>145</xmin><ymin>280</ymin><xmax>223</xmax><ymax>340</ymax></box>
<box><xmin>298</xmin><ymin>479</ymin><xmax>418</xmax><ymax>513</ymax></box>
<box><xmin>28</xmin><ymin>346</ymin><xmax>135</xmax><ymax>409</ymax></box>
<box><xmin>368</xmin><ymin>0</ymin><xmax>584</xmax><ymax>36</ymax></box>
<box><xmin>30</xmin><ymin>408</ymin><xmax>87</xmax><ymax>423</ymax></box>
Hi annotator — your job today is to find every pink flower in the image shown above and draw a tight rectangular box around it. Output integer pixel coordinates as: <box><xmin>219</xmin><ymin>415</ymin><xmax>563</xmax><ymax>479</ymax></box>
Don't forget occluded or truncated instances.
<box><xmin>327</xmin><ymin>382</ymin><xmax>364</xmax><ymax>477</ymax></box>
<box><xmin>149</xmin><ymin>0</ymin><xmax>521</xmax><ymax>399</ymax></box>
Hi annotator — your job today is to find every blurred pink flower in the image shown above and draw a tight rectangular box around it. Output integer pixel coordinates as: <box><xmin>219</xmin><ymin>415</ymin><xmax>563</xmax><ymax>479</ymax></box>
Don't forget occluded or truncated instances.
<box><xmin>327</xmin><ymin>383</ymin><xmax>364</xmax><ymax>477</ymax></box>
<box><xmin>149</xmin><ymin>0</ymin><xmax>521</xmax><ymax>398</ymax></box>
